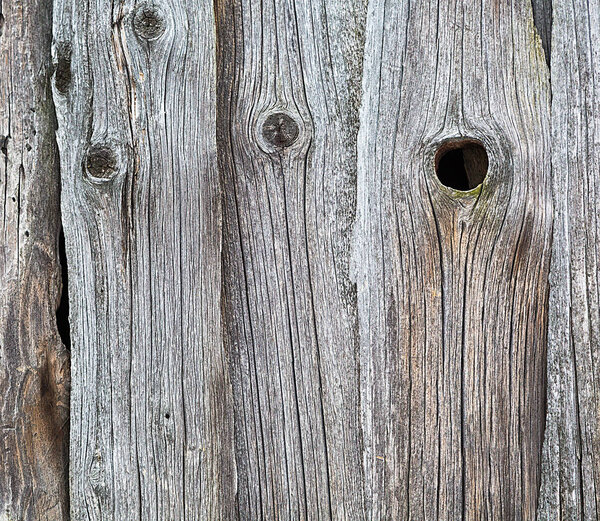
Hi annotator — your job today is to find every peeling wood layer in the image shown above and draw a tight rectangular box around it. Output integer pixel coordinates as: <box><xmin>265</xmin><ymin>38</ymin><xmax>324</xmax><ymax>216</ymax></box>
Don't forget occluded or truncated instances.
<box><xmin>0</xmin><ymin>0</ymin><xmax>69</xmax><ymax>518</ymax></box>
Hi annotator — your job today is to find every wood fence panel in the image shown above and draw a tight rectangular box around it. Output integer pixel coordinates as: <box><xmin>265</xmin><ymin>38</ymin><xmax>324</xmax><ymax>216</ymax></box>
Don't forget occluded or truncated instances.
<box><xmin>538</xmin><ymin>0</ymin><xmax>600</xmax><ymax>518</ymax></box>
<box><xmin>49</xmin><ymin>0</ymin><xmax>600</xmax><ymax>519</ymax></box>
<box><xmin>0</xmin><ymin>0</ymin><xmax>69</xmax><ymax>518</ymax></box>
<box><xmin>217</xmin><ymin>0</ymin><xmax>367</xmax><ymax>519</ymax></box>
<box><xmin>53</xmin><ymin>1</ymin><xmax>235</xmax><ymax>519</ymax></box>
<box><xmin>354</xmin><ymin>0</ymin><xmax>552</xmax><ymax>519</ymax></box>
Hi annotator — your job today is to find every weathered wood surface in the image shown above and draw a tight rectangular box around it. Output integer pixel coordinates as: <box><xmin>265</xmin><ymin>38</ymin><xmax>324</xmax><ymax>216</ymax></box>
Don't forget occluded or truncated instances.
<box><xmin>0</xmin><ymin>0</ymin><xmax>70</xmax><ymax>519</ymax></box>
<box><xmin>217</xmin><ymin>0</ymin><xmax>367</xmax><ymax>518</ymax></box>
<box><xmin>538</xmin><ymin>0</ymin><xmax>600</xmax><ymax>518</ymax></box>
<box><xmin>48</xmin><ymin>0</ymin><xmax>600</xmax><ymax>519</ymax></box>
<box><xmin>53</xmin><ymin>0</ymin><xmax>235</xmax><ymax>518</ymax></box>
<box><xmin>354</xmin><ymin>0</ymin><xmax>552</xmax><ymax>518</ymax></box>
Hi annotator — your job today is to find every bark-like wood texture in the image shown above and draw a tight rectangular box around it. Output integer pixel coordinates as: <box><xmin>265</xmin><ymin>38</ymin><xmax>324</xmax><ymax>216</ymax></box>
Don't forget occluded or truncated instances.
<box><xmin>354</xmin><ymin>0</ymin><xmax>552</xmax><ymax>519</ymax></box>
<box><xmin>0</xmin><ymin>0</ymin><xmax>70</xmax><ymax>519</ymax></box>
<box><xmin>538</xmin><ymin>0</ymin><xmax>600</xmax><ymax>518</ymax></box>
<box><xmin>52</xmin><ymin>1</ymin><xmax>236</xmax><ymax>518</ymax></box>
<box><xmin>217</xmin><ymin>0</ymin><xmax>367</xmax><ymax>519</ymax></box>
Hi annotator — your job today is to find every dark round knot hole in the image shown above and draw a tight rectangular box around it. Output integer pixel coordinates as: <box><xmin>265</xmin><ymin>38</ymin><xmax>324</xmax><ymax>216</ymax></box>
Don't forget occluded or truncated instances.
<box><xmin>85</xmin><ymin>145</ymin><xmax>118</xmax><ymax>180</ymax></box>
<box><xmin>262</xmin><ymin>113</ymin><xmax>300</xmax><ymax>148</ymax></box>
<box><xmin>435</xmin><ymin>140</ymin><xmax>488</xmax><ymax>191</ymax></box>
<box><xmin>133</xmin><ymin>4</ymin><xmax>166</xmax><ymax>40</ymax></box>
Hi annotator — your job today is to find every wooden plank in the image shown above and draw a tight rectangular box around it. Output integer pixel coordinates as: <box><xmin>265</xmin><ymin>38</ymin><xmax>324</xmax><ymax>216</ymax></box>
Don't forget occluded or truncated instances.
<box><xmin>0</xmin><ymin>0</ymin><xmax>69</xmax><ymax>518</ymax></box>
<box><xmin>52</xmin><ymin>1</ymin><xmax>236</xmax><ymax>518</ymax></box>
<box><xmin>354</xmin><ymin>0</ymin><xmax>552</xmax><ymax>518</ymax></box>
<box><xmin>538</xmin><ymin>0</ymin><xmax>600</xmax><ymax>518</ymax></box>
<box><xmin>217</xmin><ymin>0</ymin><xmax>367</xmax><ymax>518</ymax></box>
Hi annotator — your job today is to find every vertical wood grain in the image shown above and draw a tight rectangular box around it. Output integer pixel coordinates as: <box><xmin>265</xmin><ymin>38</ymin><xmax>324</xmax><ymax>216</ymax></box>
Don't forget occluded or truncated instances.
<box><xmin>0</xmin><ymin>0</ymin><xmax>69</xmax><ymax>518</ymax></box>
<box><xmin>538</xmin><ymin>0</ymin><xmax>600</xmax><ymax>518</ymax></box>
<box><xmin>48</xmin><ymin>0</ymin><xmax>570</xmax><ymax>518</ymax></box>
<box><xmin>216</xmin><ymin>0</ymin><xmax>367</xmax><ymax>518</ymax></box>
<box><xmin>53</xmin><ymin>1</ymin><xmax>235</xmax><ymax>518</ymax></box>
<box><xmin>354</xmin><ymin>0</ymin><xmax>552</xmax><ymax>518</ymax></box>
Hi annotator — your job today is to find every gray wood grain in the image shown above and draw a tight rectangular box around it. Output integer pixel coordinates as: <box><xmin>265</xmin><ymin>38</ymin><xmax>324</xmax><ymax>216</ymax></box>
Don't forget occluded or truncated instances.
<box><xmin>53</xmin><ymin>1</ymin><xmax>236</xmax><ymax>519</ymax></box>
<box><xmin>217</xmin><ymin>0</ymin><xmax>367</xmax><ymax>518</ymax></box>
<box><xmin>354</xmin><ymin>0</ymin><xmax>552</xmax><ymax>519</ymax></box>
<box><xmin>538</xmin><ymin>0</ymin><xmax>600</xmax><ymax>518</ymax></box>
<box><xmin>49</xmin><ymin>0</ymin><xmax>589</xmax><ymax>518</ymax></box>
<box><xmin>0</xmin><ymin>0</ymin><xmax>69</xmax><ymax>518</ymax></box>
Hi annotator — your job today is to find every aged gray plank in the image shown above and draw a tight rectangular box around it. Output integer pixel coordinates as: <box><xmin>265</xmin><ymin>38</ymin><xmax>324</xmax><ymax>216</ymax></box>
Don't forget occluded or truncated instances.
<box><xmin>0</xmin><ymin>0</ymin><xmax>69</xmax><ymax>518</ymax></box>
<box><xmin>217</xmin><ymin>0</ymin><xmax>367</xmax><ymax>518</ymax></box>
<box><xmin>538</xmin><ymin>0</ymin><xmax>600</xmax><ymax>518</ymax></box>
<box><xmin>52</xmin><ymin>1</ymin><xmax>235</xmax><ymax>519</ymax></box>
<box><xmin>354</xmin><ymin>0</ymin><xmax>552</xmax><ymax>519</ymax></box>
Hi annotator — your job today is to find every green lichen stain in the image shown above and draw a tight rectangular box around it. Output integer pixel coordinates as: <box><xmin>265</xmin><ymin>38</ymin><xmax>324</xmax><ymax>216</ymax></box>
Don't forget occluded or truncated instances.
<box><xmin>528</xmin><ymin>13</ymin><xmax>550</xmax><ymax>74</ymax></box>
<box><xmin>447</xmin><ymin>183</ymin><xmax>483</xmax><ymax>199</ymax></box>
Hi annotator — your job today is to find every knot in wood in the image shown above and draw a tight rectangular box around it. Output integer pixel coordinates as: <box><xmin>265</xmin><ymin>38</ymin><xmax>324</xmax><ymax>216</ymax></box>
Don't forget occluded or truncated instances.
<box><xmin>133</xmin><ymin>4</ymin><xmax>166</xmax><ymax>40</ymax></box>
<box><xmin>434</xmin><ymin>138</ymin><xmax>488</xmax><ymax>191</ymax></box>
<box><xmin>262</xmin><ymin>112</ymin><xmax>300</xmax><ymax>148</ymax></box>
<box><xmin>85</xmin><ymin>145</ymin><xmax>118</xmax><ymax>180</ymax></box>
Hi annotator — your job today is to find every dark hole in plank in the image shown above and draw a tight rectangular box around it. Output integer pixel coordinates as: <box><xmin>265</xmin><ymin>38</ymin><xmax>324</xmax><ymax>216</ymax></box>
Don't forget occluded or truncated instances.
<box><xmin>435</xmin><ymin>140</ymin><xmax>489</xmax><ymax>191</ymax></box>
<box><xmin>57</xmin><ymin>227</ymin><xmax>71</xmax><ymax>350</ymax></box>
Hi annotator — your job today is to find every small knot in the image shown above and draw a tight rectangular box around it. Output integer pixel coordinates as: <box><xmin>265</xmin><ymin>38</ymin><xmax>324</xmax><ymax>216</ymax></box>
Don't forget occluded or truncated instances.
<box><xmin>262</xmin><ymin>112</ymin><xmax>300</xmax><ymax>148</ymax></box>
<box><xmin>54</xmin><ymin>43</ymin><xmax>72</xmax><ymax>94</ymax></box>
<box><xmin>85</xmin><ymin>145</ymin><xmax>118</xmax><ymax>180</ymax></box>
<box><xmin>133</xmin><ymin>4</ymin><xmax>166</xmax><ymax>40</ymax></box>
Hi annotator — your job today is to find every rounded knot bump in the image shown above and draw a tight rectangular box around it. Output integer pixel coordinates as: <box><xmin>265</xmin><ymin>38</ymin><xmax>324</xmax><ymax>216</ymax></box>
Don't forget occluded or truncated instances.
<box><xmin>85</xmin><ymin>145</ymin><xmax>118</xmax><ymax>180</ymax></box>
<box><xmin>262</xmin><ymin>112</ymin><xmax>300</xmax><ymax>148</ymax></box>
<box><xmin>133</xmin><ymin>4</ymin><xmax>166</xmax><ymax>40</ymax></box>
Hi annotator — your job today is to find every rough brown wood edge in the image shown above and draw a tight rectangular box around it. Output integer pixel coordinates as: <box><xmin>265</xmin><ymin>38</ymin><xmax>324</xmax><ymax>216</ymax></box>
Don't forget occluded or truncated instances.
<box><xmin>0</xmin><ymin>0</ymin><xmax>70</xmax><ymax>518</ymax></box>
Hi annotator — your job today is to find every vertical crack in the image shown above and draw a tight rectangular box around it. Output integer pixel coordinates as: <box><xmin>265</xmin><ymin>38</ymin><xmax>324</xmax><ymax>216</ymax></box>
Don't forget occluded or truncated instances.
<box><xmin>56</xmin><ymin>225</ymin><xmax>71</xmax><ymax>350</ymax></box>
<box><xmin>532</xmin><ymin>0</ymin><xmax>552</xmax><ymax>67</ymax></box>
